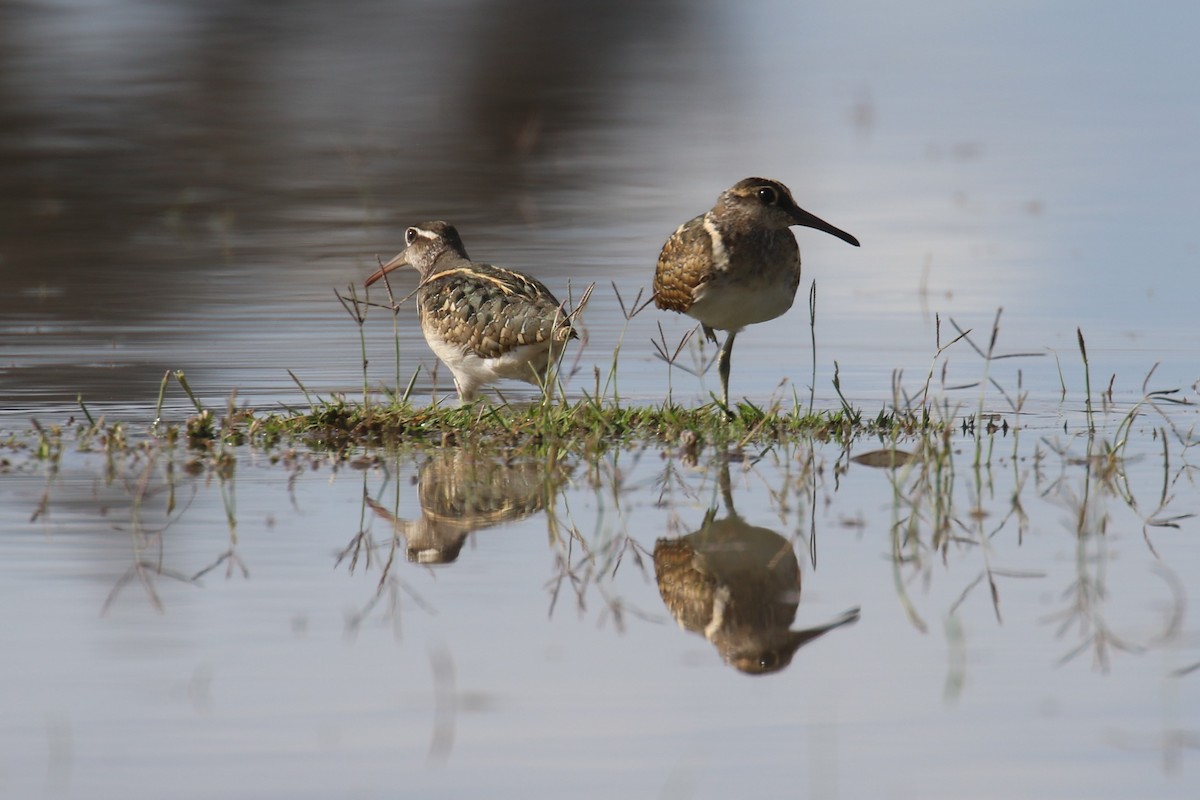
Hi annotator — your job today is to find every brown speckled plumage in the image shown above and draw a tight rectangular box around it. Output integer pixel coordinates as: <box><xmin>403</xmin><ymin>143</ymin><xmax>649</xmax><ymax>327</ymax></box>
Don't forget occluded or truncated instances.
<box><xmin>653</xmin><ymin>179</ymin><xmax>804</xmax><ymax>322</ymax></box>
<box><xmin>417</xmin><ymin>263</ymin><xmax>573</xmax><ymax>360</ymax></box>
<box><xmin>366</xmin><ymin>221</ymin><xmax>576</xmax><ymax>402</ymax></box>
<box><xmin>653</xmin><ymin>177</ymin><xmax>859</xmax><ymax>407</ymax></box>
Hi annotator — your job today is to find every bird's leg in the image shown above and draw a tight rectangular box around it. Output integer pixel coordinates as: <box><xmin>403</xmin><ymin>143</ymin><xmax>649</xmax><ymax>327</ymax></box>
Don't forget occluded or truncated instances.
<box><xmin>454</xmin><ymin>377</ymin><xmax>477</xmax><ymax>406</ymax></box>
<box><xmin>717</xmin><ymin>331</ymin><xmax>737</xmax><ymax>412</ymax></box>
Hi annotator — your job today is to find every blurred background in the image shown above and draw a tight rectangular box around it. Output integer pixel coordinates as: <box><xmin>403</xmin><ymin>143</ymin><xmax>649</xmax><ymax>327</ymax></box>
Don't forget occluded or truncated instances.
<box><xmin>3</xmin><ymin>6</ymin><xmax>1200</xmax><ymax>799</ymax></box>
<box><xmin>2</xmin><ymin>0</ymin><xmax>1198</xmax><ymax>413</ymax></box>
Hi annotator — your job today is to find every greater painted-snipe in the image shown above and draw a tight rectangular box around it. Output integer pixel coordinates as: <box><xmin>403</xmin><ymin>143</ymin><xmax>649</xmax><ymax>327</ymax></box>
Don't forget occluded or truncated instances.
<box><xmin>652</xmin><ymin>177</ymin><xmax>859</xmax><ymax>407</ymax></box>
<box><xmin>365</xmin><ymin>221</ymin><xmax>577</xmax><ymax>403</ymax></box>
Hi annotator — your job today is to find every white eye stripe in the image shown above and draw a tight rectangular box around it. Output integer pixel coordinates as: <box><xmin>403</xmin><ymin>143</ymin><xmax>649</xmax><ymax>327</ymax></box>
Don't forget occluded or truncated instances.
<box><xmin>406</xmin><ymin>228</ymin><xmax>444</xmax><ymax>248</ymax></box>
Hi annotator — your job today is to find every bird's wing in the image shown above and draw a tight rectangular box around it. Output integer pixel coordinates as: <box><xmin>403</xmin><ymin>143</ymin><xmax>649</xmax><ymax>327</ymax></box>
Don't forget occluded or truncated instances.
<box><xmin>420</xmin><ymin>262</ymin><xmax>572</xmax><ymax>359</ymax></box>
<box><xmin>652</xmin><ymin>213</ymin><xmax>714</xmax><ymax>314</ymax></box>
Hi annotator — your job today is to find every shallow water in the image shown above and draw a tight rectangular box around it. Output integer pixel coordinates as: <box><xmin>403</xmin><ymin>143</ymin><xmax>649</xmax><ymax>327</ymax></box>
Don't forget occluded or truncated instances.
<box><xmin>3</xmin><ymin>410</ymin><xmax>1198</xmax><ymax>799</ymax></box>
<box><xmin>3</xmin><ymin>1</ymin><xmax>1200</xmax><ymax>797</ymax></box>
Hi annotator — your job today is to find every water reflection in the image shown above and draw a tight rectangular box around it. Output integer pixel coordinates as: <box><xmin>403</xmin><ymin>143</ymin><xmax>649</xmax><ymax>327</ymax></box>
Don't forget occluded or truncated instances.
<box><xmin>5</xmin><ymin>409</ymin><xmax>1200</xmax><ymax>795</ymax></box>
<box><xmin>876</xmin><ymin>401</ymin><xmax>1196</xmax><ymax>680</ymax></box>
<box><xmin>364</xmin><ymin>448</ymin><xmax>569</xmax><ymax>564</ymax></box>
<box><xmin>1037</xmin><ymin>431</ymin><xmax>1192</xmax><ymax>673</ymax></box>
<box><xmin>654</xmin><ymin>457</ymin><xmax>859</xmax><ymax>674</ymax></box>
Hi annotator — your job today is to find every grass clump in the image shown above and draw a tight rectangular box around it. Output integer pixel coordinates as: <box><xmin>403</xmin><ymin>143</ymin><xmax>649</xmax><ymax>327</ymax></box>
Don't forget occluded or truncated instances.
<box><xmin>262</xmin><ymin>394</ymin><xmax>926</xmax><ymax>457</ymax></box>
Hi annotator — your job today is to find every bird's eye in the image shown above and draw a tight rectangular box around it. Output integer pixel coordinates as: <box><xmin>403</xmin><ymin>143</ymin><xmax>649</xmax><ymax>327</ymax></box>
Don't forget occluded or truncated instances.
<box><xmin>758</xmin><ymin>653</ymin><xmax>779</xmax><ymax>670</ymax></box>
<box><xmin>756</xmin><ymin>187</ymin><xmax>778</xmax><ymax>205</ymax></box>
<box><xmin>405</xmin><ymin>227</ymin><xmax>418</xmax><ymax>245</ymax></box>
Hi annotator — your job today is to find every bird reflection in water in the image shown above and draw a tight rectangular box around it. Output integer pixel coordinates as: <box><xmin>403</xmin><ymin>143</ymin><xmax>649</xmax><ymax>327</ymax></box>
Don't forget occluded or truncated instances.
<box><xmin>654</xmin><ymin>459</ymin><xmax>859</xmax><ymax>674</ymax></box>
<box><xmin>366</xmin><ymin>449</ymin><xmax>568</xmax><ymax>564</ymax></box>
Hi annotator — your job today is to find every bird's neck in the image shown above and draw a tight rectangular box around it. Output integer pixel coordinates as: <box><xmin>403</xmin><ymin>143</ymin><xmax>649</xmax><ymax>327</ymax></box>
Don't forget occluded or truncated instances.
<box><xmin>422</xmin><ymin>248</ymin><xmax>472</xmax><ymax>275</ymax></box>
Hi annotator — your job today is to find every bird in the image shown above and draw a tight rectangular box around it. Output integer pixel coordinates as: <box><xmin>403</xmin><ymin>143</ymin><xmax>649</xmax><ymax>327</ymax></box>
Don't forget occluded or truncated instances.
<box><xmin>365</xmin><ymin>221</ymin><xmax>578</xmax><ymax>403</ymax></box>
<box><xmin>652</xmin><ymin>177</ymin><xmax>860</xmax><ymax>408</ymax></box>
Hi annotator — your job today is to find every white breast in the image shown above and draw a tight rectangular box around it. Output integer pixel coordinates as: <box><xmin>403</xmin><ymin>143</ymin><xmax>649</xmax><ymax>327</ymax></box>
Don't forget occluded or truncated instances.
<box><xmin>688</xmin><ymin>281</ymin><xmax>798</xmax><ymax>332</ymax></box>
<box><xmin>425</xmin><ymin>332</ymin><xmax>556</xmax><ymax>401</ymax></box>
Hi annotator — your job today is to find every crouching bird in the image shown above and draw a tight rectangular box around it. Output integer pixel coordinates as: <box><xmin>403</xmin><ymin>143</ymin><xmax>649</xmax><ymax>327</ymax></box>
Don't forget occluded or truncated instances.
<box><xmin>366</xmin><ymin>221</ymin><xmax>578</xmax><ymax>403</ymax></box>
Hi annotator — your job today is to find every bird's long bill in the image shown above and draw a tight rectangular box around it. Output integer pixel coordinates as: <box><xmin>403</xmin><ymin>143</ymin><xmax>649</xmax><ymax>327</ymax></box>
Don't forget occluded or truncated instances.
<box><xmin>791</xmin><ymin>206</ymin><xmax>861</xmax><ymax>247</ymax></box>
<box><xmin>364</xmin><ymin>251</ymin><xmax>409</xmax><ymax>287</ymax></box>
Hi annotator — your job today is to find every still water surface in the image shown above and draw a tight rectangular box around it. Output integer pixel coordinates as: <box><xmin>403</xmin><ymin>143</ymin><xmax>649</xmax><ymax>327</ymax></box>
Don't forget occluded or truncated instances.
<box><xmin>3</xmin><ymin>420</ymin><xmax>1197</xmax><ymax>798</ymax></box>
<box><xmin>2</xmin><ymin>1</ymin><xmax>1199</xmax><ymax>797</ymax></box>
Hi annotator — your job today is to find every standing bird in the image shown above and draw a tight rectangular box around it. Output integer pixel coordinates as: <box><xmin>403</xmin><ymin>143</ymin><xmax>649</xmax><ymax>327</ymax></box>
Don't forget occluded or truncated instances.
<box><xmin>653</xmin><ymin>177</ymin><xmax>859</xmax><ymax>408</ymax></box>
<box><xmin>365</xmin><ymin>221</ymin><xmax>577</xmax><ymax>403</ymax></box>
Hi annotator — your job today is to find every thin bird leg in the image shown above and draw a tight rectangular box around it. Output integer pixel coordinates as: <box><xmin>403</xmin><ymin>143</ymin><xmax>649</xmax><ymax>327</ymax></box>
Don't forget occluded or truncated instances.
<box><xmin>717</xmin><ymin>331</ymin><xmax>737</xmax><ymax>410</ymax></box>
